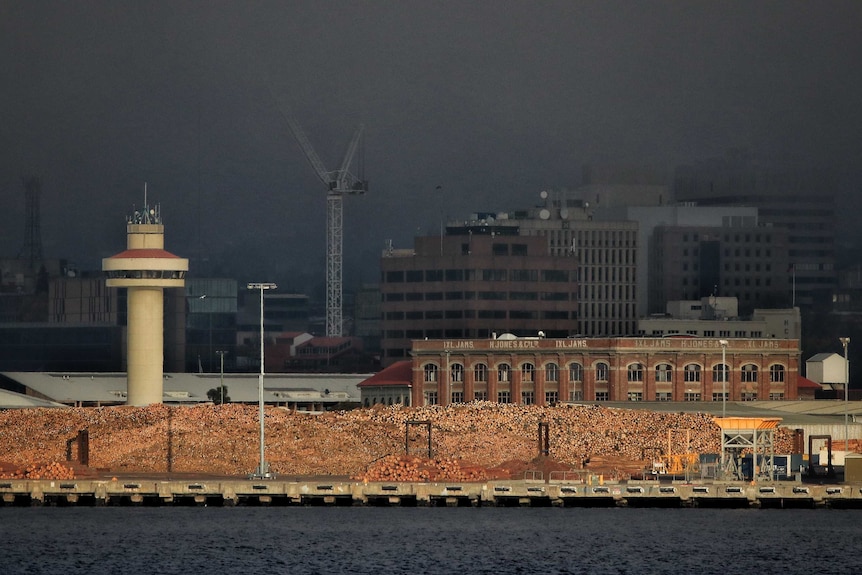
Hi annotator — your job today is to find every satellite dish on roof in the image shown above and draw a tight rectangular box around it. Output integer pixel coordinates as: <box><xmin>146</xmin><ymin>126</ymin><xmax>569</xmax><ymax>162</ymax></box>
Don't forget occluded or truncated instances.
<box><xmin>559</xmin><ymin>208</ymin><xmax>569</xmax><ymax>219</ymax></box>
<box><xmin>539</xmin><ymin>209</ymin><xmax>550</xmax><ymax>220</ymax></box>
<box><xmin>540</xmin><ymin>190</ymin><xmax>548</xmax><ymax>199</ymax></box>
<box><xmin>498</xmin><ymin>332</ymin><xmax>517</xmax><ymax>340</ymax></box>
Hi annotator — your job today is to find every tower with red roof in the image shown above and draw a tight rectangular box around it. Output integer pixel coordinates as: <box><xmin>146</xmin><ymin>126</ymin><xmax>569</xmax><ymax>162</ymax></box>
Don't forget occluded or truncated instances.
<box><xmin>102</xmin><ymin>199</ymin><xmax>188</xmax><ymax>405</ymax></box>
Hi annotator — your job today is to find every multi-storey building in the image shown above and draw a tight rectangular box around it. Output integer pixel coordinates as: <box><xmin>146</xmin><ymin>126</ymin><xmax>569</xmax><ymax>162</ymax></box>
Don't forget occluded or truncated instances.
<box><xmin>410</xmin><ymin>335</ymin><xmax>800</xmax><ymax>406</ymax></box>
<box><xmin>638</xmin><ymin>297</ymin><xmax>801</xmax><ymax>340</ymax></box>
<box><xmin>674</xmin><ymin>151</ymin><xmax>836</xmax><ymax>308</ymax></box>
<box><xmin>650</xmin><ymin>225</ymin><xmax>791</xmax><ymax>315</ymax></box>
<box><xmin>379</xmin><ymin>233</ymin><xmax>580</xmax><ymax>365</ymax></box>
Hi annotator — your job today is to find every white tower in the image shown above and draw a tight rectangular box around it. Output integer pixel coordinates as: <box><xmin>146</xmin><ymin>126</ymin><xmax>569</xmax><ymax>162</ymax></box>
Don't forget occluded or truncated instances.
<box><xmin>102</xmin><ymin>200</ymin><xmax>188</xmax><ymax>405</ymax></box>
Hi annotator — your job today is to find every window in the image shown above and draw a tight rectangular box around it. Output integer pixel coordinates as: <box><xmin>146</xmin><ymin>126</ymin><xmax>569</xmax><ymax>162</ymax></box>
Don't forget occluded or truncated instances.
<box><xmin>684</xmin><ymin>364</ymin><xmax>701</xmax><ymax>383</ymax></box>
<box><xmin>713</xmin><ymin>363</ymin><xmax>728</xmax><ymax>383</ymax></box>
<box><xmin>628</xmin><ymin>363</ymin><xmax>644</xmax><ymax>382</ymax></box>
<box><xmin>425</xmin><ymin>391</ymin><xmax>438</xmax><ymax>405</ymax></box>
<box><xmin>424</xmin><ymin>364</ymin><xmax>438</xmax><ymax>383</ymax></box>
<box><xmin>545</xmin><ymin>363</ymin><xmax>559</xmax><ymax>382</ymax></box>
<box><xmin>492</xmin><ymin>243</ymin><xmax>509</xmax><ymax>256</ymax></box>
<box><xmin>596</xmin><ymin>363</ymin><xmax>609</xmax><ymax>382</ymax></box>
<box><xmin>712</xmin><ymin>392</ymin><xmax>728</xmax><ymax>402</ymax></box>
<box><xmin>569</xmin><ymin>390</ymin><xmax>584</xmax><ymax>401</ymax></box>
<box><xmin>595</xmin><ymin>391</ymin><xmax>609</xmax><ymax>401</ymax></box>
<box><xmin>684</xmin><ymin>392</ymin><xmax>701</xmax><ymax>401</ymax></box>
<box><xmin>770</xmin><ymin>364</ymin><xmax>785</xmax><ymax>383</ymax></box>
<box><xmin>569</xmin><ymin>363</ymin><xmax>583</xmax><ymax>382</ymax></box>
<box><xmin>541</xmin><ymin>270</ymin><xmax>569</xmax><ymax>282</ymax></box>
<box><xmin>521</xmin><ymin>363</ymin><xmax>535</xmax><ymax>383</ymax></box>
<box><xmin>655</xmin><ymin>364</ymin><xmax>673</xmax><ymax>382</ymax></box>
<box><xmin>498</xmin><ymin>391</ymin><xmax>511</xmax><ymax>403</ymax></box>
<box><xmin>498</xmin><ymin>363</ymin><xmax>511</xmax><ymax>383</ymax></box>
<box><xmin>512</xmin><ymin>243</ymin><xmax>528</xmax><ymax>256</ymax></box>
<box><xmin>521</xmin><ymin>391</ymin><xmax>534</xmax><ymax>405</ymax></box>
<box><xmin>450</xmin><ymin>363</ymin><xmax>464</xmax><ymax>383</ymax></box>
<box><xmin>545</xmin><ymin>391</ymin><xmax>559</xmax><ymax>405</ymax></box>
<box><xmin>451</xmin><ymin>391</ymin><xmax>464</xmax><ymax>404</ymax></box>
<box><xmin>385</xmin><ymin>270</ymin><xmax>404</xmax><ymax>282</ymax></box>
<box><xmin>474</xmin><ymin>390</ymin><xmax>488</xmax><ymax>401</ymax></box>
<box><xmin>425</xmin><ymin>269</ymin><xmax>443</xmax><ymax>282</ymax></box>
<box><xmin>741</xmin><ymin>391</ymin><xmax>757</xmax><ymax>401</ymax></box>
<box><xmin>769</xmin><ymin>392</ymin><xmax>784</xmax><ymax>400</ymax></box>
<box><xmin>627</xmin><ymin>392</ymin><xmax>643</xmax><ymax>402</ymax></box>
<box><xmin>655</xmin><ymin>392</ymin><xmax>672</xmax><ymax>402</ymax></box>
<box><xmin>406</xmin><ymin>270</ymin><xmax>423</xmax><ymax>282</ymax></box>
<box><xmin>741</xmin><ymin>364</ymin><xmax>758</xmax><ymax>383</ymax></box>
<box><xmin>474</xmin><ymin>363</ymin><xmax>488</xmax><ymax>383</ymax></box>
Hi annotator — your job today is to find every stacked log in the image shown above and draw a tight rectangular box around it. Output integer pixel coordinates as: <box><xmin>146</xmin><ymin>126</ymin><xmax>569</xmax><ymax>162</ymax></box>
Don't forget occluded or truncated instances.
<box><xmin>0</xmin><ymin>462</ymin><xmax>76</xmax><ymax>480</ymax></box>
<box><xmin>0</xmin><ymin>402</ymin><xmax>805</xmax><ymax>478</ymax></box>
<box><xmin>352</xmin><ymin>455</ymin><xmax>491</xmax><ymax>483</ymax></box>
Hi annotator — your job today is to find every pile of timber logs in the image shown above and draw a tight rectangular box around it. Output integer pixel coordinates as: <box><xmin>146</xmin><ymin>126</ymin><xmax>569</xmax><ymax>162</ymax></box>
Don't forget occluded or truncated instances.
<box><xmin>0</xmin><ymin>402</ymin><xmax>803</xmax><ymax>478</ymax></box>
<box><xmin>352</xmin><ymin>455</ymin><xmax>494</xmax><ymax>483</ymax></box>
<box><xmin>0</xmin><ymin>462</ymin><xmax>76</xmax><ymax>480</ymax></box>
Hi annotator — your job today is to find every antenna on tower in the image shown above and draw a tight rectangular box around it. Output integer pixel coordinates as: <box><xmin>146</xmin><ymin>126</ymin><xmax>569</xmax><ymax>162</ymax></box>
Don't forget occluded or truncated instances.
<box><xmin>18</xmin><ymin>176</ymin><xmax>43</xmax><ymax>270</ymax></box>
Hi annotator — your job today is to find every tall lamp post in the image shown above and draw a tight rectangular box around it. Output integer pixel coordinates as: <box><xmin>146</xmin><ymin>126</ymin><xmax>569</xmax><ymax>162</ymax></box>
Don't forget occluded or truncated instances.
<box><xmin>719</xmin><ymin>339</ymin><xmax>729</xmax><ymax>419</ymax></box>
<box><xmin>840</xmin><ymin>337</ymin><xmax>850</xmax><ymax>452</ymax></box>
<box><xmin>215</xmin><ymin>350</ymin><xmax>227</xmax><ymax>404</ymax></box>
<box><xmin>248</xmin><ymin>282</ymin><xmax>277</xmax><ymax>478</ymax></box>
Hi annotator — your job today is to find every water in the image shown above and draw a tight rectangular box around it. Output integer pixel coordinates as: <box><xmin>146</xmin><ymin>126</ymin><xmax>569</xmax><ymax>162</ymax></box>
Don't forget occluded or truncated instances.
<box><xmin>1</xmin><ymin>507</ymin><xmax>860</xmax><ymax>574</ymax></box>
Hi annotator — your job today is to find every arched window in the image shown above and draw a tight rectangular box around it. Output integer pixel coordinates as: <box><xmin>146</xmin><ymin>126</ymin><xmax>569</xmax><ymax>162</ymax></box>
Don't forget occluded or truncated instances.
<box><xmin>569</xmin><ymin>363</ymin><xmax>583</xmax><ymax>382</ymax></box>
<box><xmin>655</xmin><ymin>363</ymin><xmax>673</xmax><ymax>382</ymax></box>
<box><xmin>713</xmin><ymin>363</ymin><xmax>729</xmax><ymax>383</ymax></box>
<box><xmin>741</xmin><ymin>364</ymin><xmax>758</xmax><ymax>383</ymax></box>
<box><xmin>627</xmin><ymin>363</ymin><xmax>644</xmax><ymax>382</ymax></box>
<box><xmin>473</xmin><ymin>363</ymin><xmax>488</xmax><ymax>383</ymax></box>
<box><xmin>684</xmin><ymin>364</ymin><xmax>701</xmax><ymax>383</ymax></box>
<box><xmin>451</xmin><ymin>363</ymin><xmax>464</xmax><ymax>383</ymax></box>
<box><xmin>424</xmin><ymin>363</ymin><xmax>438</xmax><ymax>383</ymax></box>
<box><xmin>770</xmin><ymin>364</ymin><xmax>785</xmax><ymax>383</ymax></box>
<box><xmin>498</xmin><ymin>363</ymin><xmax>511</xmax><ymax>383</ymax></box>
<box><xmin>521</xmin><ymin>363</ymin><xmax>535</xmax><ymax>383</ymax></box>
<box><xmin>596</xmin><ymin>362</ymin><xmax>609</xmax><ymax>382</ymax></box>
<box><xmin>545</xmin><ymin>362</ymin><xmax>559</xmax><ymax>382</ymax></box>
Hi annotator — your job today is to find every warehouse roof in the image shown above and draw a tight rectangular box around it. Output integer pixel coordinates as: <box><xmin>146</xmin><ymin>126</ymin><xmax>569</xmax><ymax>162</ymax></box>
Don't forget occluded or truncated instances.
<box><xmin>0</xmin><ymin>372</ymin><xmax>369</xmax><ymax>407</ymax></box>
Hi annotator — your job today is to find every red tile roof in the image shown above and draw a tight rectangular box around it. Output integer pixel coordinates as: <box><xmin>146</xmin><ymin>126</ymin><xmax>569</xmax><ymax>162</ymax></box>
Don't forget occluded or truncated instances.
<box><xmin>797</xmin><ymin>376</ymin><xmax>822</xmax><ymax>389</ymax></box>
<box><xmin>106</xmin><ymin>248</ymin><xmax>183</xmax><ymax>259</ymax></box>
<box><xmin>358</xmin><ymin>360</ymin><xmax>413</xmax><ymax>388</ymax></box>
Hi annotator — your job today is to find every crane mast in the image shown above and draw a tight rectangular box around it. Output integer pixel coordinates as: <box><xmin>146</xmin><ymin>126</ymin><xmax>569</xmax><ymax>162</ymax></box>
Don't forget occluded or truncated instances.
<box><xmin>281</xmin><ymin>108</ymin><xmax>366</xmax><ymax>337</ymax></box>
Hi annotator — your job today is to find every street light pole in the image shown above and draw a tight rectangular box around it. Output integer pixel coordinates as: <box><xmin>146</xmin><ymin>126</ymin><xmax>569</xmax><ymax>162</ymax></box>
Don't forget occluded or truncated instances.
<box><xmin>719</xmin><ymin>339</ymin><xmax>729</xmax><ymax>419</ymax></box>
<box><xmin>248</xmin><ymin>282</ymin><xmax>277</xmax><ymax>478</ymax></box>
<box><xmin>840</xmin><ymin>337</ymin><xmax>850</xmax><ymax>452</ymax></box>
<box><xmin>216</xmin><ymin>350</ymin><xmax>227</xmax><ymax>404</ymax></box>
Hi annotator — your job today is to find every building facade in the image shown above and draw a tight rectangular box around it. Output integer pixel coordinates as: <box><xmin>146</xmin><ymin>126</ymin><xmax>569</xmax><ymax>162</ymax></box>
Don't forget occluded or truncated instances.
<box><xmin>649</xmin><ymin>225</ymin><xmax>791</xmax><ymax>315</ymax></box>
<box><xmin>674</xmin><ymin>151</ymin><xmax>836</xmax><ymax>308</ymax></box>
<box><xmin>380</xmin><ymin>234</ymin><xmax>581</xmax><ymax>365</ymax></box>
<box><xmin>410</xmin><ymin>336</ymin><xmax>800</xmax><ymax>406</ymax></box>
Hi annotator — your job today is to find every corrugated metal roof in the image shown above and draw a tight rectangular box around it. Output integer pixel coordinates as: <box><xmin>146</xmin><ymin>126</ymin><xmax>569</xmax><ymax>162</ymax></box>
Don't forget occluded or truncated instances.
<box><xmin>1</xmin><ymin>372</ymin><xmax>370</xmax><ymax>405</ymax></box>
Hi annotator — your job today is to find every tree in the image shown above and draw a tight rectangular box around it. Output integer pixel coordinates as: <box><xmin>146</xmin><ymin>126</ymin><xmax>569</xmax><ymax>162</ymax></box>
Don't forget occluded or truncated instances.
<box><xmin>207</xmin><ymin>385</ymin><xmax>230</xmax><ymax>404</ymax></box>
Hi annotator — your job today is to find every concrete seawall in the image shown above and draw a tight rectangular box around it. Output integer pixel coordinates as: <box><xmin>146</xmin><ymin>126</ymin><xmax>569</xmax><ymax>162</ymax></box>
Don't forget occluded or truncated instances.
<box><xmin>2</xmin><ymin>477</ymin><xmax>861</xmax><ymax>508</ymax></box>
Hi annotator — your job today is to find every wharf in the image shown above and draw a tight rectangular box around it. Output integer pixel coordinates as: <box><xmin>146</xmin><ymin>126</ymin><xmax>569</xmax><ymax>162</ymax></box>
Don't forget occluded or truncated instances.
<box><xmin>2</xmin><ymin>476</ymin><xmax>861</xmax><ymax>508</ymax></box>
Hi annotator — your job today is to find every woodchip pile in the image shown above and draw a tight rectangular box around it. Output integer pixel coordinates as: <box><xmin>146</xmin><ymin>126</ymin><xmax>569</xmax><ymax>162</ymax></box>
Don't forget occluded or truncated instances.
<box><xmin>0</xmin><ymin>402</ymin><xmax>801</xmax><ymax>480</ymax></box>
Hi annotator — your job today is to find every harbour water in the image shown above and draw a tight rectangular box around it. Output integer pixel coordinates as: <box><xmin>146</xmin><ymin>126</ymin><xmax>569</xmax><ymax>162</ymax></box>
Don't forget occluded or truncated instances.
<box><xmin>1</xmin><ymin>507</ymin><xmax>860</xmax><ymax>574</ymax></box>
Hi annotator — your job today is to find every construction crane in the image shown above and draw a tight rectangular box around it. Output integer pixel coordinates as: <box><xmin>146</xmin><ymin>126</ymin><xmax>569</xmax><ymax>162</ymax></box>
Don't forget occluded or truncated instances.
<box><xmin>281</xmin><ymin>110</ymin><xmax>367</xmax><ymax>337</ymax></box>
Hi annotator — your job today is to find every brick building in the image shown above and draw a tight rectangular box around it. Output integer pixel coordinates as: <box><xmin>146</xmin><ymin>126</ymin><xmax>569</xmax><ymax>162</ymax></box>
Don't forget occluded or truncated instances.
<box><xmin>410</xmin><ymin>335</ymin><xmax>800</xmax><ymax>406</ymax></box>
<box><xmin>380</xmin><ymin>234</ymin><xmax>580</xmax><ymax>365</ymax></box>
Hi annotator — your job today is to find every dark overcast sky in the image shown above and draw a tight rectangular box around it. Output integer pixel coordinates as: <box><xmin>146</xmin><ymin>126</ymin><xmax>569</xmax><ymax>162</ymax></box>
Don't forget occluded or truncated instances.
<box><xmin>2</xmin><ymin>1</ymin><xmax>861</xmax><ymax>293</ymax></box>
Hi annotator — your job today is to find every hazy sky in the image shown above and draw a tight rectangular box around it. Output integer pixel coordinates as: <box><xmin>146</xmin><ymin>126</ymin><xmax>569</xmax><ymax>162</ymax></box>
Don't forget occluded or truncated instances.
<box><xmin>2</xmin><ymin>1</ymin><xmax>861</xmax><ymax>293</ymax></box>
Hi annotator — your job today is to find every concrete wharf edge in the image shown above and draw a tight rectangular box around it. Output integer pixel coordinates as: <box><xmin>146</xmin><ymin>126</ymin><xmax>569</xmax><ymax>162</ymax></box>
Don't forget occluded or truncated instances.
<box><xmin>2</xmin><ymin>477</ymin><xmax>861</xmax><ymax>508</ymax></box>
